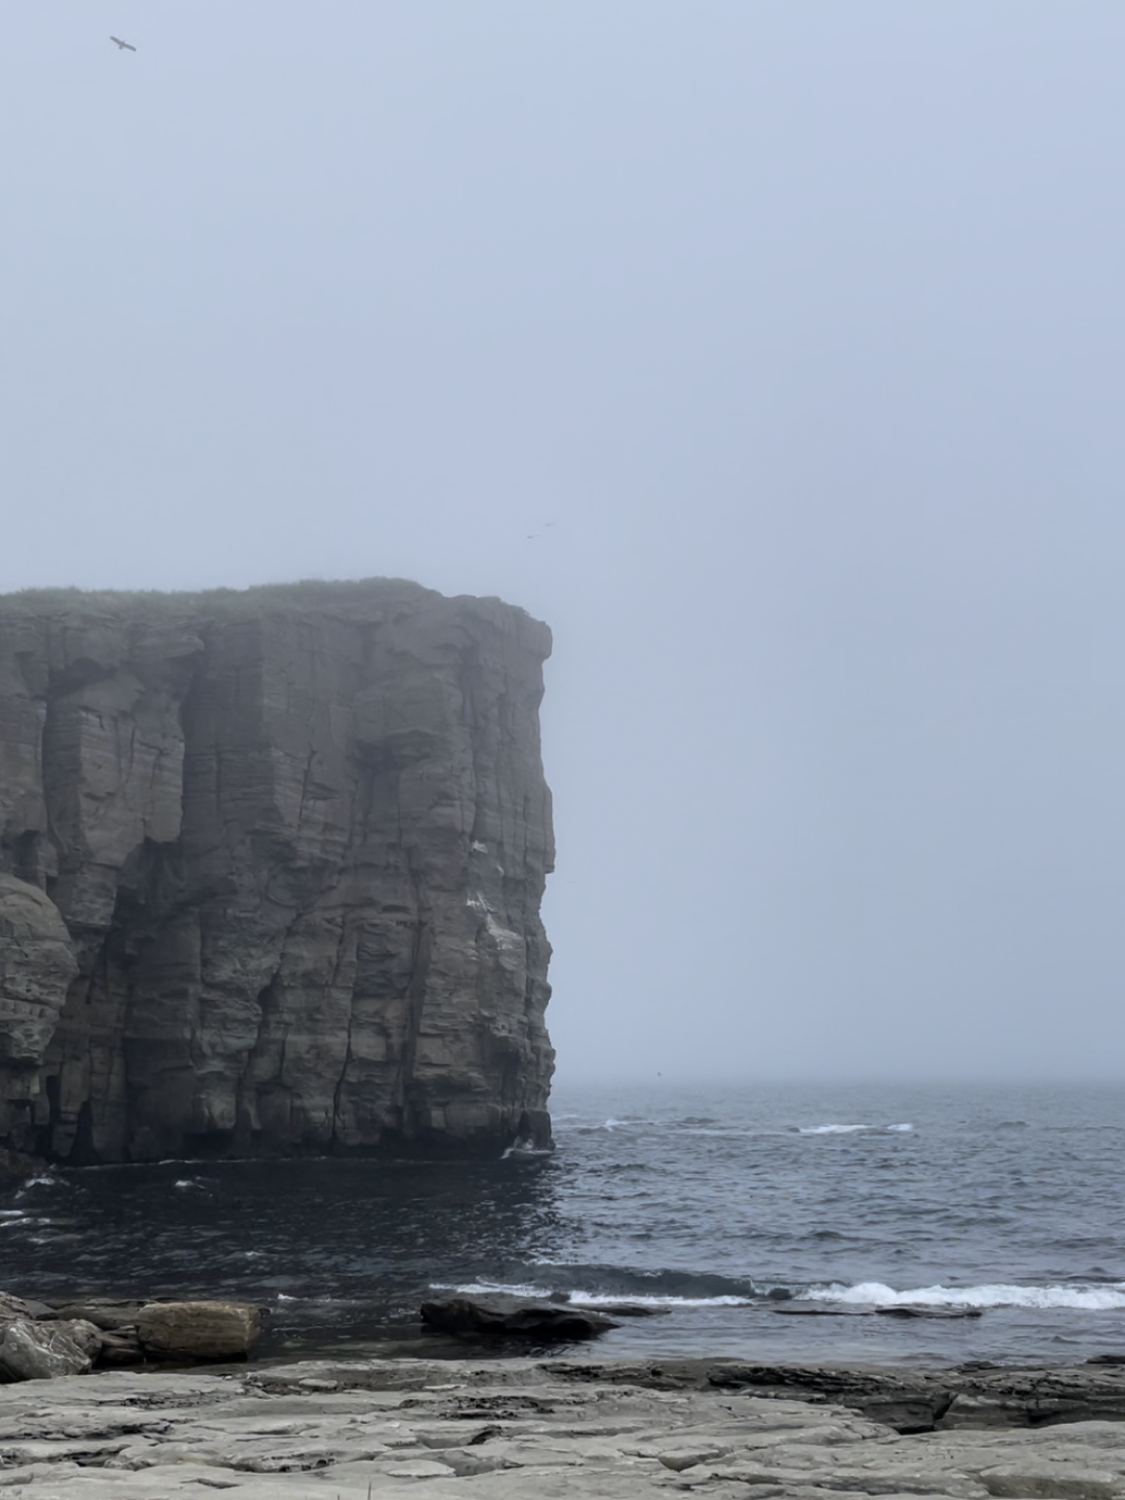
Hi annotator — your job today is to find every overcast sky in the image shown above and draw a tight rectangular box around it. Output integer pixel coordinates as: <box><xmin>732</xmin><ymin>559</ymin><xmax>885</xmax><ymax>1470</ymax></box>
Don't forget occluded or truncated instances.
<box><xmin>4</xmin><ymin>3</ymin><xmax>1125</xmax><ymax>1083</ymax></box>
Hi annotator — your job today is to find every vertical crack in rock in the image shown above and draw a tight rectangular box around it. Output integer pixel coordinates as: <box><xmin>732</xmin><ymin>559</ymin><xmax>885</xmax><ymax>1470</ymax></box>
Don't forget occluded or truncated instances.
<box><xmin>0</xmin><ymin>581</ymin><xmax>555</xmax><ymax>1161</ymax></box>
<box><xmin>330</xmin><ymin>916</ymin><xmax>355</xmax><ymax>1145</ymax></box>
<box><xmin>395</xmin><ymin>851</ymin><xmax>432</xmax><ymax>1138</ymax></box>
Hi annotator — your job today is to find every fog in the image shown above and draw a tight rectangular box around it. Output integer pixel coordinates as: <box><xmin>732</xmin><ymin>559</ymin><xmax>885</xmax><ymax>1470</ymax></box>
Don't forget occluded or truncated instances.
<box><xmin>4</xmin><ymin>3</ymin><xmax>1125</xmax><ymax>1083</ymax></box>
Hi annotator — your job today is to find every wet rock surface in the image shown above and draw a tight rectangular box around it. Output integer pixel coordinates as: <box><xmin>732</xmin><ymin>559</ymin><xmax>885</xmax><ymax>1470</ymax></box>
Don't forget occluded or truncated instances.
<box><xmin>421</xmin><ymin>1294</ymin><xmax>622</xmax><ymax>1340</ymax></box>
<box><xmin>0</xmin><ymin>580</ymin><xmax>555</xmax><ymax>1163</ymax></box>
<box><xmin>0</xmin><ymin>1298</ymin><xmax>263</xmax><ymax>1377</ymax></box>
<box><xmin>1</xmin><ymin>1357</ymin><xmax>1125</xmax><ymax>1499</ymax></box>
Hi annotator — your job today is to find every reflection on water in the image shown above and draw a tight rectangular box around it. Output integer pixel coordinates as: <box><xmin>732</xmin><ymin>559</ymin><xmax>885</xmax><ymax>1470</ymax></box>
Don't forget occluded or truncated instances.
<box><xmin>0</xmin><ymin>1156</ymin><xmax>571</xmax><ymax>1358</ymax></box>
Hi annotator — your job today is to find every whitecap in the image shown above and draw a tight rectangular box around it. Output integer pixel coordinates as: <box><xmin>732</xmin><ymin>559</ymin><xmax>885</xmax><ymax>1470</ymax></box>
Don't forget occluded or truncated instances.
<box><xmin>430</xmin><ymin>1279</ymin><xmax>755</xmax><ymax>1310</ymax></box>
<box><xmin>803</xmin><ymin>1280</ymin><xmax>1125</xmax><ymax>1311</ymax></box>
<box><xmin>570</xmin><ymin>1293</ymin><xmax>754</xmax><ymax>1309</ymax></box>
<box><xmin>500</xmin><ymin>1143</ymin><xmax>553</xmax><ymax>1160</ymax></box>
<box><xmin>886</xmin><ymin>1123</ymin><xmax>914</xmax><ymax>1133</ymax></box>
<box><xmin>799</xmin><ymin>1124</ymin><xmax>869</xmax><ymax>1135</ymax></box>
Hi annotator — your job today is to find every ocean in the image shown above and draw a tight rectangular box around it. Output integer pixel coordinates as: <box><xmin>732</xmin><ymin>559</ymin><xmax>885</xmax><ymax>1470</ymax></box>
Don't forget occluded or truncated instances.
<box><xmin>1</xmin><ymin>1080</ymin><xmax>1123</xmax><ymax>1367</ymax></box>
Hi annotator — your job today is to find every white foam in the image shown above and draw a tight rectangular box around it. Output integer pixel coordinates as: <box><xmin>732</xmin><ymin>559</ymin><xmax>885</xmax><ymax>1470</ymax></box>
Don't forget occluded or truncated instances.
<box><xmin>799</xmin><ymin>1124</ymin><xmax>869</xmax><ymax>1135</ymax></box>
<box><xmin>432</xmin><ymin>1280</ymin><xmax>755</xmax><ymax>1310</ymax></box>
<box><xmin>804</xmin><ymin>1281</ymin><xmax>1125</xmax><ymax>1311</ymax></box>
<box><xmin>886</xmin><ymin>1123</ymin><xmax>914</xmax><ymax>1132</ymax></box>
<box><xmin>431</xmin><ymin>1279</ymin><xmax>550</xmax><ymax>1300</ymax></box>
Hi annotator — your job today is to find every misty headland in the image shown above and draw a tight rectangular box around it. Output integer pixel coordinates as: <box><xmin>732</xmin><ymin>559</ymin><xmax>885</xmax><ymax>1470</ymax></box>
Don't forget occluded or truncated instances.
<box><xmin>2</xmin><ymin>5</ymin><xmax>1125</xmax><ymax>1486</ymax></box>
<box><xmin>0</xmin><ymin>583</ymin><xmax>1122</xmax><ymax>1382</ymax></box>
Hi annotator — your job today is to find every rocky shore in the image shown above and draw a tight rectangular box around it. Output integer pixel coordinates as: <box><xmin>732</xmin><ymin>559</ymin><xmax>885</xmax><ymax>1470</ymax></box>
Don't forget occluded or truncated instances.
<box><xmin>2</xmin><ymin>1354</ymin><xmax>1125</xmax><ymax>1498</ymax></box>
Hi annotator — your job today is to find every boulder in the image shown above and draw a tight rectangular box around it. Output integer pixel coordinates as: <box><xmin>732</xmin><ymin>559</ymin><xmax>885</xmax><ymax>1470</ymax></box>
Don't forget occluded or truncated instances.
<box><xmin>0</xmin><ymin>1318</ymin><xmax>96</xmax><ymax>1380</ymax></box>
<box><xmin>0</xmin><ymin>1292</ymin><xmax>35</xmax><ymax>1327</ymax></box>
<box><xmin>46</xmin><ymin>1298</ymin><xmax>148</xmax><ymax>1330</ymax></box>
<box><xmin>94</xmin><ymin>1326</ymin><xmax>146</xmax><ymax>1366</ymax></box>
<box><xmin>55</xmin><ymin>1318</ymin><xmax>103</xmax><ymax>1360</ymax></box>
<box><xmin>136</xmin><ymin>1300</ymin><xmax>262</xmax><ymax>1360</ymax></box>
<box><xmin>420</xmin><ymin>1293</ymin><xmax>620</xmax><ymax>1340</ymax></box>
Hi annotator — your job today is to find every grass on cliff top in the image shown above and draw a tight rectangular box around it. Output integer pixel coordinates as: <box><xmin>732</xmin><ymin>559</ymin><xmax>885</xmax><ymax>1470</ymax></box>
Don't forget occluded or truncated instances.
<box><xmin>0</xmin><ymin>578</ymin><xmax>435</xmax><ymax>618</ymax></box>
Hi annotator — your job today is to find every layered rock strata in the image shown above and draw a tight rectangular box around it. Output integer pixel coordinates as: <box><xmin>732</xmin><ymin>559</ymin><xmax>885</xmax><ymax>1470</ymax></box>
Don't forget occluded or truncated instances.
<box><xmin>0</xmin><ymin>580</ymin><xmax>554</xmax><ymax>1161</ymax></box>
<box><xmin>2</xmin><ymin>1358</ymin><xmax>1125</xmax><ymax>1498</ymax></box>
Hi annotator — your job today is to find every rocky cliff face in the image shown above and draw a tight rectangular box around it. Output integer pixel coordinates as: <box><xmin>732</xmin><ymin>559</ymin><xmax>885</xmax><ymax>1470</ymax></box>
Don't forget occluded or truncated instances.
<box><xmin>0</xmin><ymin>581</ymin><xmax>554</xmax><ymax>1162</ymax></box>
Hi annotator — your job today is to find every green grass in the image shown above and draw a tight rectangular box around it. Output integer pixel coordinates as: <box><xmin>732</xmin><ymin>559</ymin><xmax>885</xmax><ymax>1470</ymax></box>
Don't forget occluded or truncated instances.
<box><xmin>0</xmin><ymin>577</ymin><xmax>433</xmax><ymax>619</ymax></box>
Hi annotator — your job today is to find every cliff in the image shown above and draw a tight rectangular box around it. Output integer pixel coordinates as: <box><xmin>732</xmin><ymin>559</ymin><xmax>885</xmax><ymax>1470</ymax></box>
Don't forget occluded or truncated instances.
<box><xmin>0</xmin><ymin>580</ymin><xmax>555</xmax><ymax>1162</ymax></box>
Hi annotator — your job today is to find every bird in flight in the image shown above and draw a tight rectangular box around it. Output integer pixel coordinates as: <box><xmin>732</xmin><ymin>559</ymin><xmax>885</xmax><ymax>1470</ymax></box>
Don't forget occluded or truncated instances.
<box><xmin>110</xmin><ymin>35</ymin><xmax>137</xmax><ymax>51</ymax></box>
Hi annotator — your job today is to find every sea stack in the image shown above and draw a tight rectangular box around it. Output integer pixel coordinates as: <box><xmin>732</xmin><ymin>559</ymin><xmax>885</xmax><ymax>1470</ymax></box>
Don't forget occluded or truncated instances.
<box><xmin>0</xmin><ymin>580</ymin><xmax>554</xmax><ymax>1162</ymax></box>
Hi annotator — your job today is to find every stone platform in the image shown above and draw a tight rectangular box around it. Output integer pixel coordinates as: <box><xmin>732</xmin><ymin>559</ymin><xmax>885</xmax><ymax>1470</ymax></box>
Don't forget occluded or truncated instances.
<box><xmin>1</xmin><ymin>1355</ymin><xmax>1124</xmax><ymax>1498</ymax></box>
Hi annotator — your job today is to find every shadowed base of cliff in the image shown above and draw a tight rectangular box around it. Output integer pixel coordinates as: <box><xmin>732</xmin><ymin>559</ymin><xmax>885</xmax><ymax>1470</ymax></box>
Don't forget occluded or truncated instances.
<box><xmin>130</xmin><ymin>1113</ymin><xmax>556</xmax><ymax>1167</ymax></box>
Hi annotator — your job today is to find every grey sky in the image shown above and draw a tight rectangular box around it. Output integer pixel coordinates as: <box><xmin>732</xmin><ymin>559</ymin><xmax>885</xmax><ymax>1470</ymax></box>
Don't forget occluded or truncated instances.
<box><xmin>5</xmin><ymin>3</ymin><xmax>1125</xmax><ymax>1082</ymax></box>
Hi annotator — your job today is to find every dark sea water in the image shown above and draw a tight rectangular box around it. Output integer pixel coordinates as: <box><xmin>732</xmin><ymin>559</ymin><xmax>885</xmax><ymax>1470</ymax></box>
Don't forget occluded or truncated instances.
<box><xmin>2</xmin><ymin>1080</ymin><xmax>1123</xmax><ymax>1367</ymax></box>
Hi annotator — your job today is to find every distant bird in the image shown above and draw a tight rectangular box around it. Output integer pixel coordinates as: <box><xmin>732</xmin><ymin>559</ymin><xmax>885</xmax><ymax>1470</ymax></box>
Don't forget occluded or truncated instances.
<box><xmin>110</xmin><ymin>35</ymin><xmax>137</xmax><ymax>51</ymax></box>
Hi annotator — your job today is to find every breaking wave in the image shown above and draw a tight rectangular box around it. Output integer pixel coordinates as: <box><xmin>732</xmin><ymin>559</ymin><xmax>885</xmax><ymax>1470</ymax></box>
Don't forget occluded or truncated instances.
<box><xmin>430</xmin><ymin>1278</ymin><xmax>756</xmax><ymax>1309</ymax></box>
<box><xmin>803</xmin><ymin>1281</ymin><xmax>1125</xmax><ymax>1311</ymax></box>
<box><xmin>436</xmin><ymin>1266</ymin><xmax>1125</xmax><ymax>1317</ymax></box>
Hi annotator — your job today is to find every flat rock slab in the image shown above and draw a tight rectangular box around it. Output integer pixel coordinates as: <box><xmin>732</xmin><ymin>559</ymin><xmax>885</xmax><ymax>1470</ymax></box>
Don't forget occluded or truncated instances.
<box><xmin>772</xmin><ymin>1304</ymin><xmax>982</xmax><ymax>1320</ymax></box>
<box><xmin>421</xmin><ymin>1293</ymin><xmax>620</xmax><ymax>1339</ymax></box>
<box><xmin>0</xmin><ymin>1358</ymin><xmax>1124</xmax><ymax>1499</ymax></box>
